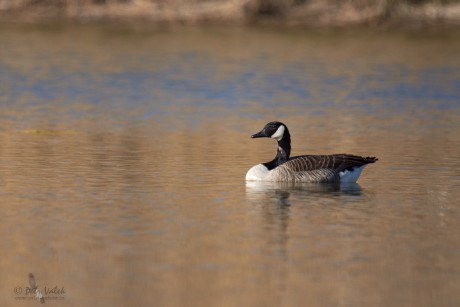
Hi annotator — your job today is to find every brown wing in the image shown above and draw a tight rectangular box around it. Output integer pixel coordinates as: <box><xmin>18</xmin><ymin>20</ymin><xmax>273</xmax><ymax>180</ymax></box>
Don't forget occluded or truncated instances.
<box><xmin>283</xmin><ymin>154</ymin><xmax>378</xmax><ymax>172</ymax></box>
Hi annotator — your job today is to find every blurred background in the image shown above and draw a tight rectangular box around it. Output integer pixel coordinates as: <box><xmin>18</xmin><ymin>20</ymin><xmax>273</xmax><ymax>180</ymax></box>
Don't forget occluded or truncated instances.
<box><xmin>1</xmin><ymin>1</ymin><xmax>460</xmax><ymax>307</ymax></box>
<box><xmin>1</xmin><ymin>0</ymin><xmax>460</xmax><ymax>26</ymax></box>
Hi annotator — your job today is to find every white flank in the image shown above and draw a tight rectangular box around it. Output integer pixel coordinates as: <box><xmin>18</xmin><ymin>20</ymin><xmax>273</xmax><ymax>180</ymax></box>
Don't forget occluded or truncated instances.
<box><xmin>339</xmin><ymin>166</ymin><xmax>365</xmax><ymax>183</ymax></box>
<box><xmin>271</xmin><ymin>125</ymin><xmax>285</xmax><ymax>141</ymax></box>
<box><xmin>246</xmin><ymin>164</ymin><xmax>270</xmax><ymax>181</ymax></box>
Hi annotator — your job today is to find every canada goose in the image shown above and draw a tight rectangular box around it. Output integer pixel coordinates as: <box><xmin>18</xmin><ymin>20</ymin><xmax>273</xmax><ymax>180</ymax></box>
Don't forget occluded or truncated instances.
<box><xmin>246</xmin><ymin>121</ymin><xmax>378</xmax><ymax>183</ymax></box>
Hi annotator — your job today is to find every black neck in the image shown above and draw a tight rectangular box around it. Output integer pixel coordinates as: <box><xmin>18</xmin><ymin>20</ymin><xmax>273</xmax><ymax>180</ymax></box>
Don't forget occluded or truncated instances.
<box><xmin>263</xmin><ymin>130</ymin><xmax>291</xmax><ymax>171</ymax></box>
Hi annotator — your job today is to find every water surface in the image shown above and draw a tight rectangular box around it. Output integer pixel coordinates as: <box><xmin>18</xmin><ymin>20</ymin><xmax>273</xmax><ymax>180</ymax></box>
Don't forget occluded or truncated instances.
<box><xmin>1</xmin><ymin>25</ymin><xmax>460</xmax><ymax>306</ymax></box>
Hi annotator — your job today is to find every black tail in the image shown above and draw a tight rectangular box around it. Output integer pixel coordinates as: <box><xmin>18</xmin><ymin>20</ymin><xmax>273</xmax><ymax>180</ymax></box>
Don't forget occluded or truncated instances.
<box><xmin>364</xmin><ymin>156</ymin><xmax>378</xmax><ymax>164</ymax></box>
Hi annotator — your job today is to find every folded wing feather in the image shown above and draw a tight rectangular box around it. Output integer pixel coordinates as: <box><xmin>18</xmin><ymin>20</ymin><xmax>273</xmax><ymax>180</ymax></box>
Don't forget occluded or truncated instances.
<box><xmin>272</xmin><ymin>154</ymin><xmax>378</xmax><ymax>182</ymax></box>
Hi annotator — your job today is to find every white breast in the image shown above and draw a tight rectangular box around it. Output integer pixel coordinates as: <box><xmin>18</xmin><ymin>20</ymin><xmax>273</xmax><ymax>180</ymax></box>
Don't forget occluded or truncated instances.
<box><xmin>245</xmin><ymin>164</ymin><xmax>270</xmax><ymax>181</ymax></box>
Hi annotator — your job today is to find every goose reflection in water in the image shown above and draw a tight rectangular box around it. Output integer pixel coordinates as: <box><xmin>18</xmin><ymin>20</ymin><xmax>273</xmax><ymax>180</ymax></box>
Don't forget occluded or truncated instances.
<box><xmin>245</xmin><ymin>181</ymin><xmax>363</xmax><ymax>206</ymax></box>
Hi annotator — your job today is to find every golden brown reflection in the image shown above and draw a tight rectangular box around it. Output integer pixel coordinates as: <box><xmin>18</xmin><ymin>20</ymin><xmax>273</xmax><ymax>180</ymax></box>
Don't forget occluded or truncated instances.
<box><xmin>1</xmin><ymin>112</ymin><xmax>459</xmax><ymax>306</ymax></box>
<box><xmin>1</xmin><ymin>26</ymin><xmax>460</xmax><ymax>307</ymax></box>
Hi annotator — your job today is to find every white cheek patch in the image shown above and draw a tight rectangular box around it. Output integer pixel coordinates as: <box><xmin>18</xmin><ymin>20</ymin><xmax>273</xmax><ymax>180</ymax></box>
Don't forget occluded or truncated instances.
<box><xmin>271</xmin><ymin>125</ymin><xmax>285</xmax><ymax>141</ymax></box>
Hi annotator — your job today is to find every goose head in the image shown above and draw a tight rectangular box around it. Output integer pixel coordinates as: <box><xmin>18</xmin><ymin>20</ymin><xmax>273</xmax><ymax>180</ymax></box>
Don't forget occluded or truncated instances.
<box><xmin>250</xmin><ymin>121</ymin><xmax>292</xmax><ymax>168</ymax></box>
<box><xmin>251</xmin><ymin>121</ymin><xmax>288</xmax><ymax>141</ymax></box>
